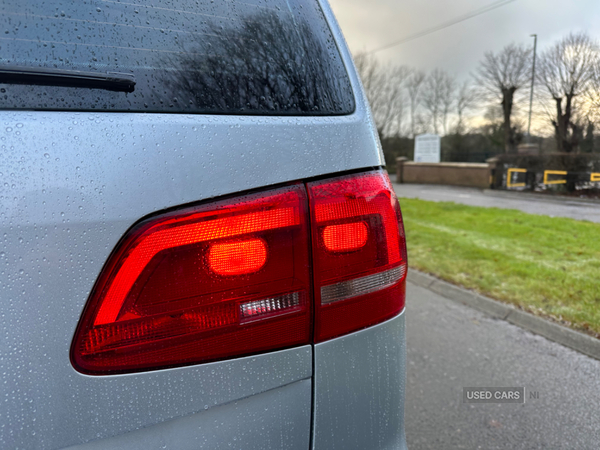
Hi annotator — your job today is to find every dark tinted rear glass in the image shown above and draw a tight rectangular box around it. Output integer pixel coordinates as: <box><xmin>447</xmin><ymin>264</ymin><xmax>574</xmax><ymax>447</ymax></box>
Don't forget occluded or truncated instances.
<box><xmin>0</xmin><ymin>0</ymin><xmax>355</xmax><ymax>115</ymax></box>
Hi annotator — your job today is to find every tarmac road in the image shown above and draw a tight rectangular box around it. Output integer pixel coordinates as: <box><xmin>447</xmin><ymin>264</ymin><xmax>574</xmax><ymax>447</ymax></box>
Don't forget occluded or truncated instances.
<box><xmin>397</xmin><ymin>182</ymin><xmax>600</xmax><ymax>447</ymax></box>
<box><xmin>393</xmin><ymin>183</ymin><xmax>600</xmax><ymax>223</ymax></box>
<box><xmin>404</xmin><ymin>282</ymin><xmax>600</xmax><ymax>449</ymax></box>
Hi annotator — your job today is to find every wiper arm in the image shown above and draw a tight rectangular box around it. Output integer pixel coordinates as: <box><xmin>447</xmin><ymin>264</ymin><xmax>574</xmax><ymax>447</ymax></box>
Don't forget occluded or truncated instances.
<box><xmin>0</xmin><ymin>66</ymin><xmax>136</xmax><ymax>93</ymax></box>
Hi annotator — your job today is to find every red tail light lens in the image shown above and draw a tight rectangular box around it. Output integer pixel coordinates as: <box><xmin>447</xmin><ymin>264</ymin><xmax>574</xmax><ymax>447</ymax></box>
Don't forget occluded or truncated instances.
<box><xmin>307</xmin><ymin>171</ymin><xmax>407</xmax><ymax>342</ymax></box>
<box><xmin>72</xmin><ymin>170</ymin><xmax>407</xmax><ymax>374</ymax></box>
<box><xmin>71</xmin><ymin>185</ymin><xmax>311</xmax><ymax>375</ymax></box>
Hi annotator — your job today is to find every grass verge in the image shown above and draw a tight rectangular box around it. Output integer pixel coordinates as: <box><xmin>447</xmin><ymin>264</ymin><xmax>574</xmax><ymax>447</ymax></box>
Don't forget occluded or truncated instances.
<box><xmin>399</xmin><ymin>197</ymin><xmax>600</xmax><ymax>337</ymax></box>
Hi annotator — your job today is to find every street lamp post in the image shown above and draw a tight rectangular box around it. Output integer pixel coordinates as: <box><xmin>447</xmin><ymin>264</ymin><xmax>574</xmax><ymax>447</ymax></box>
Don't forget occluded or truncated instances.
<box><xmin>527</xmin><ymin>34</ymin><xmax>538</xmax><ymax>143</ymax></box>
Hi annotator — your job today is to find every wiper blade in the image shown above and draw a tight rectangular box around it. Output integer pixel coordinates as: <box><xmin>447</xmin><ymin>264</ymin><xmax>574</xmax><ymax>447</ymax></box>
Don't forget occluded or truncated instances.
<box><xmin>0</xmin><ymin>66</ymin><xmax>136</xmax><ymax>93</ymax></box>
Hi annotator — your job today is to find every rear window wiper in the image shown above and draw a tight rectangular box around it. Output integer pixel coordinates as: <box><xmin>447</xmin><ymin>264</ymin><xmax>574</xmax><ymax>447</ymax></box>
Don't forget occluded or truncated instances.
<box><xmin>0</xmin><ymin>66</ymin><xmax>136</xmax><ymax>93</ymax></box>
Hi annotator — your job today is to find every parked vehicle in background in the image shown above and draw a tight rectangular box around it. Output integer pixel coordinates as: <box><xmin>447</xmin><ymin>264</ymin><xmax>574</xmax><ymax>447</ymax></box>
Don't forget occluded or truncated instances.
<box><xmin>0</xmin><ymin>0</ymin><xmax>408</xmax><ymax>449</ymax></box>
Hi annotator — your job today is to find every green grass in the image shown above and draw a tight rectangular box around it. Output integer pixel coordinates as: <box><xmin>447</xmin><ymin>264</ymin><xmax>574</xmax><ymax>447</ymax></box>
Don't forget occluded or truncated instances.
<box><xmin>399</xmin><ymin>197</ymin><xmax>600</xmax><ymax>336</ymax></box>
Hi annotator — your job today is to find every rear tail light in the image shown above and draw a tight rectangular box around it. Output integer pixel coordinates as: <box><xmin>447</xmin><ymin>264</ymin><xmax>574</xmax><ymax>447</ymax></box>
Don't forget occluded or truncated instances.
<box><xmin>71</xmin><ymin>170</ymin><xmax>407</xmax><ymax>375</ymax></box>
<box><xmin>307</xmin><ymin>171</ymin><xmax>407</xmax><ymax>342</ymax></box>
<box><xmin>71</xmin><ymin>185</ymin><xmax>311</xmax><ymax>375</ymax></box>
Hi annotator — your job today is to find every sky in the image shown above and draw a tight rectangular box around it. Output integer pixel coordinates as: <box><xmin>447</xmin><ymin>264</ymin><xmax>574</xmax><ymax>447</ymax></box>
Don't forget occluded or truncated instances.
<box><xmin>328</xmin><ymin>0</ymin><xmax>600</xmax><ymax>79</ymax></box>
<box><xmin>328</xmin><ymin>0</ymin><xmax>600</xmax><ymax>135</ymax></box>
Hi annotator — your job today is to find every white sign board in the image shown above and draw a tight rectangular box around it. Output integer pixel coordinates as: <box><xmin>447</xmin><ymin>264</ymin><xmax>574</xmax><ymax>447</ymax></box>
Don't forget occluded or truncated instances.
<box><xmin>414</xmin><ymin>134</ymin><xmax>441</xmax><ymax>163</ymax></box>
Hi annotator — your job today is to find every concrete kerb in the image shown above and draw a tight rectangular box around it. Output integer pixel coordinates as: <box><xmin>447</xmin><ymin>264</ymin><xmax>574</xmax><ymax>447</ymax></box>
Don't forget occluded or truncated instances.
<box><xmin>407</xmin><ymin>269</ymin><xmax>600</xmax><ymax>361</ymax></box>
<box><xmin>482</xmin><ymin>188</ymin><xmax>600</xmax><ymax>206</ymax></box>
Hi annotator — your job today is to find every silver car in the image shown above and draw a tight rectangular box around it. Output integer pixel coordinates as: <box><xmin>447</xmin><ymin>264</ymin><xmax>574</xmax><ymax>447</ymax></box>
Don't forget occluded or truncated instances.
<box><xmin>0</xmin><ymin>0</ymin><xmax>408</xmax><ymax>449</ymax></box>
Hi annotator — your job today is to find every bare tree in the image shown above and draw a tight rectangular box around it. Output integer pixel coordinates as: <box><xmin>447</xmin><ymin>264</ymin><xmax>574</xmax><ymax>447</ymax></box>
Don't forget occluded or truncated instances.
<box><xmin>354</xmin><ymin>52</ymin><xmax>383</xmax><ymax>106</ymax></box>
<box><xmin>354</xmin><ymin>53</ymin><xmax>411</xmax><ymax>136</ymax></box>
<box><xmin>585</xmin><ymin>63</ymin><xmax>600</xmax><ymax>130</ymax></box>
<box><xmin>406</xmin><ymin>70</ymin><xmax>425</xmax><ymax>138</ymax></box>
<box><xmin>455</xmin><ymin>80</ymin><xmax>478</xmax><ymax>134</ymax></box>
<box><xmin>385</xmin><ymin>65</ymin><xmax>412</xmax><ymax>136</ymax></box>
<box><xmin>162</xmin><ymin>10</ymin><xmax>351</xmax><ymax>114</ymax></box>
<box><xmin>354</xmin><ymin>52</ymin><xmax>386</xmax><ymax>132</ymax></box>
<box><xmin>440</xmin><ymin>73</ymin><xmax>457</xmax><ymax>135</ymax></box>
<box><xmin>538</xmin><ymin>32</ymin><xmax>600</xmax><ymax>152</ymax></box>
<box><xmin>587</xmin><ymin>62</ymin><xmax>600</xmax><ymax>119</ymax></box>
<box><xmin>475</xmin><ymin>43</ymin><xmax>532</xmax><ymax>152</ymax></box>
<box><xmin>421</xmin><ymin>69</ymin><xmax>443</xmax><ymax>134</ymax></box>
<box><xmin>421</xmin><ymin>69</ymin><xmax>456</xmax><ymax>135</ymax></box>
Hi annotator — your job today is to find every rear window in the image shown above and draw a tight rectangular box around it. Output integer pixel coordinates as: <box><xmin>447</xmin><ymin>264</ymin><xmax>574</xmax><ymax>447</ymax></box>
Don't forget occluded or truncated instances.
<box><xmin>0</xmin><ymin>0</ymin><xmax>355</xmax><ymax>115</ymax></box>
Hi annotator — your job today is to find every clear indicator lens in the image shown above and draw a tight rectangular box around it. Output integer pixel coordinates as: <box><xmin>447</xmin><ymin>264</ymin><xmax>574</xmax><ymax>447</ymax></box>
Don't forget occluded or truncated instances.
<box><xmin>321</xmin><ymin>265</ymin><xmax>406</xmax><ymax>304</ymax></box>
<box><xmin>240</xmin><ymin>292</ymin><xmax>301</xmax><ymax>321</ymax></box>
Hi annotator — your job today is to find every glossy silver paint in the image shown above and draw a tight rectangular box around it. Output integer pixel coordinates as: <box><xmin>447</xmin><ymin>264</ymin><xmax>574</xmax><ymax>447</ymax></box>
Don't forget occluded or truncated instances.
<box><xmin>3</xmin><ymin>110</ymin><xmax>361</xmax><ymax>449</ymax></box>
<box><xmin>64</xmin><ymin>379</ymin><xmax>312</xmax><ymax>450</ymax></box>
<box><xmin>0</xmin><ymin>0</ymin><xmax>406</xmax><ymax>448</ymax></box>
<box><xmin>313</xmin><ymin>312</ymin><xmax>407</xmax><ymax>450</ymax></box>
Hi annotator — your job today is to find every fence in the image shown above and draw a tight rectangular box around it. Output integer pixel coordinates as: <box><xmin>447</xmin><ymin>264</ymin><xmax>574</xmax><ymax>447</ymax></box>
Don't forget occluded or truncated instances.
<box><xmin>489</xmin><ymin>154</ymin><xmax>600</xmax><ymax>191</ymax></box>
<box><xmin>396</xmin><ymin>154</ymin><xmax>600</xmax><ymax>192</ymax></box>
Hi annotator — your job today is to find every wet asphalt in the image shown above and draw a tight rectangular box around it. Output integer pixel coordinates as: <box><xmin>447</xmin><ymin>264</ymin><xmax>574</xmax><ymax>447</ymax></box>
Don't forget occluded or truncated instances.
<box><xmin>404</xmin><ymin>282</ymin><xmax>600</xmax><ymax>450</ymax></box>
<box><xmin>393</xmin><ymin>183</ymin><xmax>600</xmax><ymax>224</ymax></box>
<box><xmin>396</xmin><ymin>184</ymin><xmax>600</xmax><ymax>448</ymax></box>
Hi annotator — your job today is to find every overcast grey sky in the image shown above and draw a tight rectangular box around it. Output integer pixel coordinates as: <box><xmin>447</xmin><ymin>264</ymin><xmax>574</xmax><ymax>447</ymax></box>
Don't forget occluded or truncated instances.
<box><xmin>329</xmin><ymin>0</ymin><xmax>600</xmax><ymax>80</ymax></box>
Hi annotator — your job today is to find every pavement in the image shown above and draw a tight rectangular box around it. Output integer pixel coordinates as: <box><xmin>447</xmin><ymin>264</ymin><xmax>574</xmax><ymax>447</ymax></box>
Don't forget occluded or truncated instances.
<box><xmin>394</xmin><ymin>182</ymin><xmax>600</xmax><ymax>447</ymax></box>
<box><xmin>393</xmin><ymin>183</ymin><xmax>600</xmax><ymax>223</ymax></box>
<box><xmin>404</xmin><ymin>279</ymin><xmax>600</xmax><ymax>449</ymax></box>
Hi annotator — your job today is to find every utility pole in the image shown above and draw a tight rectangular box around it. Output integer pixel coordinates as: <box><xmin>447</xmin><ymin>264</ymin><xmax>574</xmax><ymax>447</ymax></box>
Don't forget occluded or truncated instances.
<box><xmin>527</xmin><ymin>34</ymin><xmax>537</xmax><ymax>142</ymax></box>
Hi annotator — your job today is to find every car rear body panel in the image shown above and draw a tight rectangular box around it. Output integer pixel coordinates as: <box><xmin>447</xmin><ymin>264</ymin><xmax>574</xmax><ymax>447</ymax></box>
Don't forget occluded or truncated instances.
<box><xmin>0</xmin><ymin>107</ymin><xmax>378</xmax><ymax>448</ymax></box>
<box><xmin>0</xmin><ymin>0</ymin><xmax>406</xmax><ymax>448</ymax></box>
<box><xmin>312</xmin><ymin>312</ymin><xmax>407</xmax><ymax>450</ymax></box>
<box><xmin>63</xmin><ymin>379</ymin><xmax>312</xmax><ymax>450</ymax></box>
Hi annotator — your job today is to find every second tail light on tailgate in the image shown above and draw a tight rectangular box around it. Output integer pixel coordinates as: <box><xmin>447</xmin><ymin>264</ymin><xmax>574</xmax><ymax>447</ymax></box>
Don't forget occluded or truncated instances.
<box><xmin>307</xmin><ymin>171</ymin><xmax>407</xmax><ymax>342</ymax></box>
<box><xmin>71</xmin><ymin>170</ymin><xmax>407</xmax><ymax>375</ymax></box>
